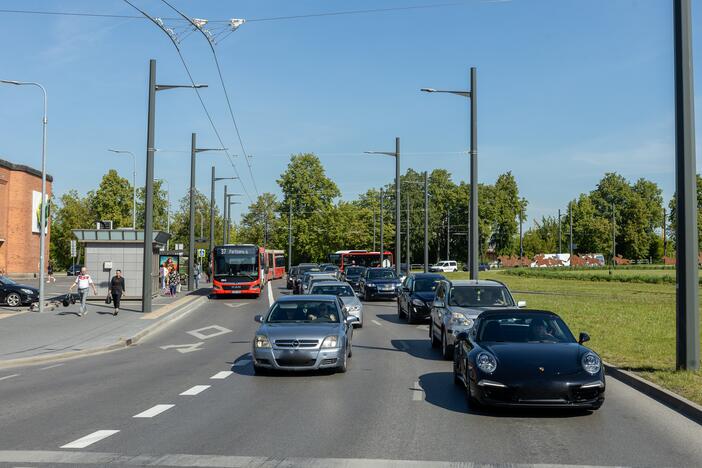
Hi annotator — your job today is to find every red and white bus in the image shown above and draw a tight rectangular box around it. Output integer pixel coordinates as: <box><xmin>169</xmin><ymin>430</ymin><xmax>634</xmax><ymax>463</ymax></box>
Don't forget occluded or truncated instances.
<box><xmin>328</xmin><ymin>250</ymin><xmax>394</xmax><ymax>271</ymax></box>
<box><xmin>266</xmin><ymin>249</ymin><xmax>286</xmax><ymax>280</ymax></box>
<box><xmin>211</xmin><ymin>244</ymin><xmax>266</xmax><ymax>298</ymax></box>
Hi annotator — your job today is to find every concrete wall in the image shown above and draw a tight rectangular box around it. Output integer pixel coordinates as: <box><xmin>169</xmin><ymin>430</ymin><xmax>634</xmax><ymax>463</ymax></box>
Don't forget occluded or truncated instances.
<box><xmin>83</xmin><ymin>243</ymin><xmax>158</xmax><ymax>298</ymax></box>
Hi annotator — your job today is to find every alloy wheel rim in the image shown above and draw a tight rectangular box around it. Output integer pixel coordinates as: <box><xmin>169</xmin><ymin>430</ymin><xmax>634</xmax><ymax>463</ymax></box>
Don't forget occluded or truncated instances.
<box><xmin>8</xmin><ymin>294</ymin><xmax>19</xmax><ymax>306</ymax></box>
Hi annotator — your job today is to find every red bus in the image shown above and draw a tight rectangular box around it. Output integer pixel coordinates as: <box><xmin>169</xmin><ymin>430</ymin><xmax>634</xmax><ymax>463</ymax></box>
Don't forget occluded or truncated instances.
<box><xmin>328</xmin><ymin>250</ymin><xmax>394</xmax><ymax>271</ymax></box>
<box><xmin>268</xmin><ymin>249</ymin><xmax>286</xmax><ymax>280</ymax></box>
<box><xmin>211</xmin><ymin>244</ymin><xmax>266</xmax><ymax>298</ymax></box>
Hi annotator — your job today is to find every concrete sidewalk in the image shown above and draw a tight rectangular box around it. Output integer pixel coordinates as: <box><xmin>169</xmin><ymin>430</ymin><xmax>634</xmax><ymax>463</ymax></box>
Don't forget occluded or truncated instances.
<box><xmin>0</xmin><ymin>287</ymin><xmax>210</xmax><ymax>369</ymax></box>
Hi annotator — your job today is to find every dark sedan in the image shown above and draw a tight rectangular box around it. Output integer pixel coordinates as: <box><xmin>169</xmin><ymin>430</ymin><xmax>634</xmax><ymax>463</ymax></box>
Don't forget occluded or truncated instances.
<box><xmin>0</xmin><ymin>276</ymin><xmax>39</xmax><ymax>307</ymax></box>
<box><xmin>359</xmin><ymin>267</ymin><xmax>401</xmax><ymax>301</ymax></box>
<box><xmin>453</xmin><ymin>309</ymin><xmax>605</xmax><ymax>410</ymax></box>
<box><xmin>341</xmin><ymin>266</ymin><xmax>366</xmax><ymax>291</ymax></box>
<box><xmin>286</xmin><ymin>266</ymin><xmax>299</xmax><ymax>289</ymax></box>
<box><xmin>397</xmin><ymin>273</ymin><xmax>445</xmax><ymax>323</ymax></box>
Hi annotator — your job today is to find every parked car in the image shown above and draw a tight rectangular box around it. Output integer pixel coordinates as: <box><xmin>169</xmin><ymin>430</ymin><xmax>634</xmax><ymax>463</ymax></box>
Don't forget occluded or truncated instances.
<box><xmin>252</xmin><ymin>295</ymin><xmax>358</xmax><ymax>374</ymax></box>
<box><xmin>341</xmin><ymin>266</ymin><xmax>366</xmax><ymax>291</ymax></box>
<box><xmin>429</xmin><ymin>260</ymin><xmax>458</xmax><ymax>272</ymax></box>
<box><xmin>66</xmin><ymin>264</ymin><xmax>83</xmax><ymax>276</ymax></box>
<box><xmin>359</xmin><ymin>267</ymin><xmax>402</xmax><ymax>301</ymax></box>
<box><xmin>397</xmin><ymin>273</ymin><xmax>445</xmax><ymax>323</ymax></box>
<box><xmin>430</xmin><ymin>279</ymin><xmax>526</xmax><ymax>360</ymax></box>
<box><xmin>0</xmin><ymin>276</ymin><xmax>39</xmax><ymax>307</ymax></box>
<box><xmin>310</xmin><ymin>281</ymin><xmax>363</xmax><ymax>327</ymax></box>
<box><xmin>286</xmin><ymin>266</ymin><xmax>299</xmax><ymax>289</ymax></box>
<box><xmin>453</xmin><ymin>309</ymin><xmax>604</xmax><ymax>410</ymax></box>
<box><xmin>462</xmin><ymin>263</ymin><xmax>490</xmax><ymax>272</ymax></box>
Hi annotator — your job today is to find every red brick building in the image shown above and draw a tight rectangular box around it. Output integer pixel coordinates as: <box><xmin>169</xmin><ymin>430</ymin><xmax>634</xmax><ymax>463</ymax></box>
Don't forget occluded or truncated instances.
<box><xmin>0</xmin><ymin>158</ymin><xmax>52</xmax><ymax>276</ymax></box>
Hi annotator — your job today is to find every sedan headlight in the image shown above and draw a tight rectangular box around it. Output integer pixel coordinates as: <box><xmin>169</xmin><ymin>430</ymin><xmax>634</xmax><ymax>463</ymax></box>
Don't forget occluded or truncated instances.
<box><xmin>365</xmin><ymin>282</ymin><xmax>375</xmax><ymax>288</ymax></box>
<box><xmin>321</xmin><ymin>335</ymin><xmax>339</xmax><ymax>348</ymax></box>
<box><xmin>345</xmin><ymin>305</ymin><xmax>361</xmax><ymax>312</ymax></box>
<box><xmin>449</xmin><ymin>312</ymin><xmax>474</xmax><ymax>329</ymax></box>
<box><xmin>476</xmin><ymin>352</ymin><xmax>497</xmax><ymax>374</ymax></box>
<box><xmin>20</xmin><ymin>288</ymin><xmax>36</xmax><ymax>295</ymax></box>
<box><xmin>254</xmin><ymin>335</ymin><xmax>271</xmax><ymax>348</ymax></box>
<box><xmin>411</xmin><ymin>298</ymin><xmax>425</xmax><ymax>307</ymax></box>
<box><xmin>581</xmin><ymin>352</ymin><xmax>601</xmax><ymax>375</ymax></box>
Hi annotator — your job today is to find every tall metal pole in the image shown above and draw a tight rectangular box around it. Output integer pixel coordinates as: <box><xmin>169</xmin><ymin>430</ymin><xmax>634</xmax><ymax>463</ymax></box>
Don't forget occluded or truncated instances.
<box><xmin>288</xmin><ymin>201</ymin><xmax>293</xmax><ymax>270</ymax></box>
<box><xmin>424</xmin><ymin>171</ymin><xmax>429</xmax><ymax>273</ymax></box>
<box><xmin>406</xmin><ymin>194</ymin><xmax>410</xmax><ymax>272</ymax></box>
<box><xmin>446</xmin><ymin>212</ymin><xmax>450</xmax><ymax>260</ymax></box>
<box><xmin>558</xmin><ymin>208</ymin><xmax>562</xmax><ymax>254</ymax></box>
<box><xmin>674</xmin><ymin>0</ymin><xmax>699</xmax><ymax>370</ymax></box>
<box><xmin>469</xmin><ymin>67</ymin><xmax>479</xmax><ymax>280</ymax></box>
<box><xmin>569</xmin><ymin>201</ymin><xmax>573</xmax><ymax>260</ymax></box>
<box><xmin>188</xmin><ymin>133</ymin><xmax>196</xmax><ymax>291</ymax></box>
<box><xmin>373</xmin><ymin>207</ymin><xmax>376</xmax><ymax>252</ymax></box>
<box><xmin>142</xmin><ymin>59</ymin><xmax>156</xmax><ymax>313</ymax></box>
<box><xmin>223</xmin><ymin>185</ymin><xmax>228</xmax><ymax>243</ymax></box>
<box><xmin>36</xmin><ymin>85</ymin><xmax>48</xmax><ymax>314</ymax></box>
<box><xmin>395</xmin><ymin>137</ymin><xmax>401</xmax><ymax>276</ymax></box>
<box><xmin>663</xmin><ymin>208</ymin><xmax>668</xmax><ymax>258</ymax></box>
<box><xmin>210</xmin><ymin>166</ymin><xmax>215</xmax><ymax>254</ymax></box>
<box><xmin>380</xmin><ymin>189</ymin><xmax>384</xmax><ymax>267</ymax></box>
<box><xmin>519</xmin><ymin>206</ymin><xmax>523</xmax><ymax>259</ymax></box>
<box><xmin>612</xmin><ymin>203</ymin><xmax>616</xmax><ymax>264</ymax></box>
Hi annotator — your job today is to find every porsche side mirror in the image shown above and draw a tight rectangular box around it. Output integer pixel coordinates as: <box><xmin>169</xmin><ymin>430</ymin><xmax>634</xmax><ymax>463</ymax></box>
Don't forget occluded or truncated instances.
<box><xmin>517</xmin><ymin>300</ymin><xmax>527</xmax><ymax>308</ymax></box>
<box><xmin>254</xmin><ymin>315</ymin><xmax>264</xmax><ymax>323</ymax></box>
<box><xmin>578</xmin><ymin>332</ymin><xmax>590</xmax><ymax>344</ymax></box>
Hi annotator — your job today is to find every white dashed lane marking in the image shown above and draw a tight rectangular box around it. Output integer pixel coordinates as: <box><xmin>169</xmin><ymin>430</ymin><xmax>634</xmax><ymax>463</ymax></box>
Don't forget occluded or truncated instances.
<box><xmin>0</xmin><ymin>374</ymin><xmax>19</xmax><ymax>381</ymax></box>
<box><xmin>133</xmin><ymin>404</ymin><xmax>175</xmax><ymax>418</ymax></box>
<box><xmin>39</xmin><ymin>363</ymin><xmax>65</xmax><ymax>370</ymax></box>
<box><xmin>371</xmin><ymin>320</ymin><xmax>382</xmax><ymax>327</ymax></box>
<box><xmin>267</xmin><ymin>281</ymin><xmax>274</xmax><ymax>306</ymax></box>
<box><xmin>60</xmin><ymin>430</ymin><xmax>120</xmax><ymax>449</ymax></box>
<box><xmin>179</xmin><ymin>385</ymin><xmax>211</xmax><ymax>396</ymax></box>
<box><xmin>210</xmin><ymin>371</ymin><xmax>233</xmax><ymax>380</ymax></box>
<box><xmin>412</xmin><ymin>380</ymin><xmax>425</xmax><ymax>401</ymax></box>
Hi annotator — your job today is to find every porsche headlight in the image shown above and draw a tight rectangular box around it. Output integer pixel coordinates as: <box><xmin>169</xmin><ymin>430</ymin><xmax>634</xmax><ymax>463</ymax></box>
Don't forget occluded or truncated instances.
<box><xmin>321</xmin><ymin>335</ymin><xmax>339</xmax><ymax>348</ymax></box>
<box><xmin>411</xmin><ymin>298</ymin><xmax>425</xmax><ymax>307</ymax></box>
<box><xmin>254</xmin><ymin>335</ymin><xmax>271</xmax><ymax>348</ymax></box>
<box><xmin>476</xmin><ymin>352</ymin><xmax>497</xmax><ymax>374</ymax></box>
<box><xmin>20</xmin><ymin>288</ymin><xmax>36</xmax><ymax>295</ymax></box>
<box><xmin>581</xmin><ymin>352</ymin><xmax>601</xmax><ymax>375</ymax></box>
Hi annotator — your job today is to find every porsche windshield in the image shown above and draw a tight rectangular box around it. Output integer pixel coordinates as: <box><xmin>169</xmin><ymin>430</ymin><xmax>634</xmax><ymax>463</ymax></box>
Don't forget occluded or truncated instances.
<box><xmin>267</xmin><ymin>301</ymin><xmax>340</xmax><ymax>323</ymax></box>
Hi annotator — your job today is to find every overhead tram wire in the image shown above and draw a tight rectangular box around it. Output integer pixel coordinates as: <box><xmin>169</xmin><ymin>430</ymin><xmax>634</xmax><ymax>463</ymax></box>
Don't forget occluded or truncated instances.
<box><xmin>160</xmin><ymin>0</ymin><xmax>260</xmax><ymax>197</ymax></box>
<box><xmin>121</xmin><ymin>0</ymin><xmax>253</xmax><ymax>204</ymax></box>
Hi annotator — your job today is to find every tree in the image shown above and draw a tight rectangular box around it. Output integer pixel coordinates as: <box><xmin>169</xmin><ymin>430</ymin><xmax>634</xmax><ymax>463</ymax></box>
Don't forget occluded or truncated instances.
<box><xmin>86</xmin><ymin>169</ymin><xmax>133</xmax><ymax>228</ymax></box>
<box><xmin>490</xmin><ymin>172</ymin><xmax>521</xmax><ymax>255</ymax></box>
<box><xmin>168</xmin><ymin>188</ymin><xmax>223</xmax><ymax>253</ymax></box>
<box><xmin>50</xmin><ymin>190</ymin><xmax>91</xmax><ymax>268</ymax></box>
<box><xmin>667</xmin><ymin>173</ymin><xmax>702</xmax><ymax>253</ymax></box>
<box><xmin>238</xmin><ymin>193</ymin><xmax>282</xmax><ymax>247</ymax></box>
<box><xmin>135</xmin><ymin>180</ymin><xmax>169</xmax><ymax>232</ymax></box>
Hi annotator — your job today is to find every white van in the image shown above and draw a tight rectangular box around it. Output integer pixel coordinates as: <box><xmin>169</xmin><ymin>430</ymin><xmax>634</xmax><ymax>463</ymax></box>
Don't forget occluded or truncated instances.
<box><xmin>429</xmin><ymin>260</ymin><xmax>458</xmax><ymax>272</ymax></box>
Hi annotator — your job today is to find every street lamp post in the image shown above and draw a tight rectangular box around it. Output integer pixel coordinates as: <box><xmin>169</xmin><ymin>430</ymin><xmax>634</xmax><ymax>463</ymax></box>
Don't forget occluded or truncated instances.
<box><xmin>140</xmin><ymin>59</ymin><xmax>207</xmax><ymax>313</ymax></box>
<box><xmin>422</xmin><ymin>67</ymin><xmax>478</xmax><ymax>279</ymax></box>
<box><xmin>379</xmin><ymin>189</ymin><xmax>384</xmax><ymax>267</ymax></box>
<box><xmin>225</xmin><ymin>193</ymin><xmax>243</xmax><ymax>243</ymax></box>
<box><xmin>365</xmin><ymin>137</ymin><xmax>401</xmax><ymax>275</ymax></box>
<box><xmin>107</xmin><ymin>149</ymin><xmax>136</xmax><ymax>229</ymax></box>
<box><xmin>1</xmin><ymin>79</ymin><xmax>48</xmax><ymax>313</ymax></box>
<box><xmin>424</xmin><ymin>171</ymin><xmax>429</xmax><ymax>273</ymax></box>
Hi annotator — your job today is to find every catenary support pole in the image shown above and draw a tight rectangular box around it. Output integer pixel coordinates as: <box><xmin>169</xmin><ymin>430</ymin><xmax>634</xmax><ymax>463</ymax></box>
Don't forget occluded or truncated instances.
<box><xmin>395</xmin><ymin>137</ymin><xmax>401</xmax><ymax>276</ymax></box>
<box><xmin>424</xmin><ymin>171</ymin><xmax>429</xmax><ymax>273</ymax></box>
<box><xmin>674</xmin><ymin>0</ymin><xmax>699</xmax><ymax>370</ymax></box>
<box><xmin>210</xmin><ymin>166</ymin><xmax>215</xmax><ymax>255</ymax></box>
<box><xmin>380</xmin><ymin>189</ymin><xmax>384</xmax><ymax>267</ymax></box>
<box><xmin>188</xmin><ymin>133</ymin><xmax>196</xmax><ymax>291</ymax></box>
<box><xmin>142</xmin><ymin>59</ymin><xmax>156</xmax><ymax>313</ymax></box>
<box><xmin>558</xmin><ymin>208</ymin><xmax>562</xmax><ymax>254</ymax></box>
<box><xmin>223</xmin><ymin>185</ymin><xmax>228</xmax><ymax>244</ymax></box>
<box><xmin>288</xmin><ymin>201</ymin><xmax>293</xmax><ymax>270</ymax></box>
<box><xmin>406</xmin><ymin>194</ymin><xmax>410</xmax><ymax>272</ymax></box>
<box><xmin>569</xmin><ymin>202</ymin><xmax>573</xmax><ymax>262</ymax></box>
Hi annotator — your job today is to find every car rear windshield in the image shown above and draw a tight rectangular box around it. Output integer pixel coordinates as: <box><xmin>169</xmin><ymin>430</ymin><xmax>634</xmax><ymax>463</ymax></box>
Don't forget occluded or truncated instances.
<box><xmin>414</xmin><ymin>278</ymin><xmax>440</xmax><ymax>292</ymax></box>
<box><xmin>345</xmin><ymin>267</ymin><xmax>365</xmax><ymax>276</ymax></box>
<box><xmin>448</xmin><ymin>286</ymin><xmax>514</xmax><ymax>307</ymax></box>
<box><xmin>368</xmin><ymin>269</ymin><xmax>397</xmax><ymax>280</ymax></box>
<box><xmin>267</xmin><ymin>301</ymin><xmax>340</xmax><ymax>323</ymax></box>
<box><xmin>311</xmin><ymin>285</ymin><xmax>354</xmax><ymax>296</ymax></box>
<box><xmin>477</xmin><ymin>315</ymin><xmax>575</xmax><ymax>344</ymax></box>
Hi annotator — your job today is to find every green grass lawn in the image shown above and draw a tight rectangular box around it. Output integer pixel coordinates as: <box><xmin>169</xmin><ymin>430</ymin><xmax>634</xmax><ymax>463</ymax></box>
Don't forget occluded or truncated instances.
<box><xmin>444</xmin><ymin>270</ymin><xmax>702</xmax><ymax>405</ymax></box>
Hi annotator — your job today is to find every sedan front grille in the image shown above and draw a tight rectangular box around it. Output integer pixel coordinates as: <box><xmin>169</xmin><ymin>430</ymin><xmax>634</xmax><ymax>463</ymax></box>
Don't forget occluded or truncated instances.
<box><xmin>274</xmin><ymin>339</ymin><xmax>319</xmax><ymax>348</ymax></box>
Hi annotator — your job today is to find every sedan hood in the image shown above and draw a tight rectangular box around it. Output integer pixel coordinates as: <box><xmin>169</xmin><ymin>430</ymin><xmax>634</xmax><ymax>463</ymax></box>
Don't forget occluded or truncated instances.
<box><xmin>259</xmin><ymin>323</ymin><xmax>340</xmax><ymax>341</ymax></box>
<box><xmin>483</xmin><ymin>342</ymin><xmax>585</xmax><ymax>377</ymax></box>
<box><xmin>412</xmin><ymin>291</ymin><xmax>436</xmax><ymax>302</ymax></box>
<box><xmin>446</xmin><ymin>305</ymin><xmax>506</xmax><ymax>319</ymax></box>
<box><xmin>339</xmin><ymin>295</ymin><xmax>362</xmax><ymax>308</ymax></box>
<box><xmin>11</xmin><ymin>284</ymin><xmax>38</xmax><ymax>292</ymax></box>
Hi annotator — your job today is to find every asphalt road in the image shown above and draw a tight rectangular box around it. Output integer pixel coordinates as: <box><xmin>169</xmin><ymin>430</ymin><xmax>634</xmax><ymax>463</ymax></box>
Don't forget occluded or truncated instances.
<box><xmin>1</xmin><ymin>280</ymin><xmax>701</xmax><ymax>467</ymax></box>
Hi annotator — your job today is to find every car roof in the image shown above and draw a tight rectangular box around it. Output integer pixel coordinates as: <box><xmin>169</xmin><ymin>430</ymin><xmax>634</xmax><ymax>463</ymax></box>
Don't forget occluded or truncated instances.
<box><xmin>448</xmin><ymin>279</ymin><xmax>507</xmax><ymax>287</ymax></box>
<box><xmin>366</xmin><ymin>267</ymin><xmax>394</xmax><ymax>271</ymax></box>
<box><xmin>310</xmin><ymin>281</ymin><xmax>349</xmax><ymax>287</ymax></box>
<box><xmin>276</xmin><ymin>294</ymin><xmax>339</xmax><ymax>302</ymax></box>
<box><xmin>477</xmin><ymin>309</ymin><xmax>559</xmax><ymax>318</ymax></box>
<box><xmin>412</xmin><ymin>273</ymin><xmax>445</xmax><ymax>279</ymax></box>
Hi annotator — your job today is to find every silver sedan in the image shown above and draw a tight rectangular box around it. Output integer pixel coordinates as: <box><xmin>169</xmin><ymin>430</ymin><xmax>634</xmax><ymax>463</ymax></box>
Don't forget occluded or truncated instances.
<box><xmin>310</xmin><ymin>281</ymin><xmax>363</xmax><ymax>327</ymax></box>
<box><xmin>252</xmin><ymin>295</ymin><xmax>358</xmax><ymax>374</ymax></box>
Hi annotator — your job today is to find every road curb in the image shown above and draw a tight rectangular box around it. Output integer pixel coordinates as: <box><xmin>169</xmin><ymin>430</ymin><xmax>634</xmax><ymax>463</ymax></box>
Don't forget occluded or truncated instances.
<box><xmin>604</xmin><ymin>362</ymin><xmax>702</xmax><ymax>425</ymax></box>
<box><xmin>0</xmin><ymin>294</ymin><xmax>209</xmax><ymax>370</ymax></box>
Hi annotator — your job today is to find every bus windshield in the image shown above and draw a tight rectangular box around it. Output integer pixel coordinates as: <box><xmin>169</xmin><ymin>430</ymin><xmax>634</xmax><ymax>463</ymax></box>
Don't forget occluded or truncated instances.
<box><xmin>213</xmin><ymin>247</ymin><xmax>259</xmax><ymax>280</ymax></box>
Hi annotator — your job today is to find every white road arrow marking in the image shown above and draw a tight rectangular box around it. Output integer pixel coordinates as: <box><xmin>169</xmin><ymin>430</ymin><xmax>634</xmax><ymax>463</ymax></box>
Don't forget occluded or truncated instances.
<box><xmin>187</xmin><ymin>325</ymin><xmax>232</xmax><ymax>340</ymax></box>
<box><xmin>159</xmin><ymin>342</ymin><xmax>204</xmax><ymax>354</ymax></box>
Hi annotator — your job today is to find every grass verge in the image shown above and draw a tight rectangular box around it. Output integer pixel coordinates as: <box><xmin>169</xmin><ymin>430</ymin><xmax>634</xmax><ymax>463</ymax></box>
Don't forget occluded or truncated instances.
<box><xmin>444</xmin><ymin>270</ymin><xmax>702</xmax><ymax>406</ymax></box>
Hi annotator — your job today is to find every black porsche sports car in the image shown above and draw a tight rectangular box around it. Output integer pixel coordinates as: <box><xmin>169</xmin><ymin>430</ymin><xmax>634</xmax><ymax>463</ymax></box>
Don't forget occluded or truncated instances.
<box><xmin>453</xmin><ymin>309</ymin><xmax>605</xmax><ymax>410</ymax></box>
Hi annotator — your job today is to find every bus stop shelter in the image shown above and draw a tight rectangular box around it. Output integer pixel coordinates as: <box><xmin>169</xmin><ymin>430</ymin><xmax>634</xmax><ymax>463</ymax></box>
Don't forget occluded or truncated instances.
<box><xmin>72</xmin><ymin>229</ymin><xmax>171</xmax><ymax>299</ymax></box>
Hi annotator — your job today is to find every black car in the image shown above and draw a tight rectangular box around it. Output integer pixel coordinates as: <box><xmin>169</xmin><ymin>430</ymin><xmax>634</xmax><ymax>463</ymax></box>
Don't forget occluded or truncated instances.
<box><xmin>293</xmin><ymin>264</ymin><xmax>319</xmax><ymax>294</ymax></box>
<box><xmin>397</xmin><ymin>273</ymin><xmax>445</xmax><ymax>323</ymax></box>
<box><xmin>462</xmin><ymin>263</ymin><xmax>490</xmax><ymax>272</ymax></box>
<box><xmin>453</xmin><ymin>309</ymin><xmax>605</xmax><ymax>410</ymax></box>
<box><xmin>66</xmin><ymin>264</ymin><xmax>83</xmax><ymax>276</ymax></box>
<box><xmin>286</xmin><ymin>266</ymin><xmax>299</xmax><ymax>289</ymax></box>
<box><xmin>359</xmin><ymin>267</ymin><xmax>401</xmax><ymax>301</ymax></box>
<box><xmin>341</xmin><ymin>266</ymin><xmax>366</xmax><ymax>291</ymax></box>
<box><xmin>0</xmin><ymin>276</ymin><xmax>39</xmax><ymax>307</ymax></box>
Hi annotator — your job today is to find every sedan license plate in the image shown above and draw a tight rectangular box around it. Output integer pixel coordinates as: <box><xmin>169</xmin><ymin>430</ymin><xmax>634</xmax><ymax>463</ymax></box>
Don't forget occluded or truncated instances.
<box><xmin>231</xmin><ymin>290</ymin><xmax>241</xmax><ymax>294</ymax></box>
<box><xmin>380</xmin><ymin>285</ymin><xmax>394</xmax><ymax>291</ymax></box>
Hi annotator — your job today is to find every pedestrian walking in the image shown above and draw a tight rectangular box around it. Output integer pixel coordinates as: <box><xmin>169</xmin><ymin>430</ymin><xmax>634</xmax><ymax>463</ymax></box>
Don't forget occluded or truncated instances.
<box><xmin>109</xmin><ymin>269</ymin><xmax>126</xmax><ymax>316</ymax></box>
<box><xmin>68</xmin><ymin>267</ymin><xmax>97</xmax><ymax>317</ymax></box>
<box><xmin>168</xmin><ymin>266</ymin><xmax>179</xmax><ymax>297</ymax></box>
<box><xmin>46</xmin><ymin>262</ymin><xmax>56</xmax><ymax>283</ymax></box>
<box><xmin>193</xmin><ymin>264</ymin><xmax>201</xmax><ymax>289</ymax></box>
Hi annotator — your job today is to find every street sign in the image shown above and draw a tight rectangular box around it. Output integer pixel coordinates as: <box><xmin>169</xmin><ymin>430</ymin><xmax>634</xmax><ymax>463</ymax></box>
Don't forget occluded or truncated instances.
<box><xmin>70</xmin><ymin>240</ymin><xmax>77</xmax><ymax>257</ymax></box>
<box><xmin>198</xmin><ymin>248</ymin><xmax>206</xmax><ymax>258</ymax></box>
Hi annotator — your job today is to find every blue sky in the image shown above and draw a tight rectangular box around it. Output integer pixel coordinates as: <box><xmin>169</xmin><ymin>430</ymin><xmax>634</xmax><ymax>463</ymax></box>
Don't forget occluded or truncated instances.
<box><xmin>0</xmin><ymin>0</ymin><xmax>700</xmax><ymax>227</ymax></box>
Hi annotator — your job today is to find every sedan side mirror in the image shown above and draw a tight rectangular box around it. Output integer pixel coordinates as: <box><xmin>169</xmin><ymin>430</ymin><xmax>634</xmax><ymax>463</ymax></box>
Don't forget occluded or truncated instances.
<box><xmin>433</xmin><ymin>300</ymin><xmax>445</xmax><ymax>308</ymax></box>
<box><xmin>345</xmin><ymin>316</ymin><xmax>359</xmax><ymax>324</ymax></box>
<box><xmin>517</xmin><ymin>300</ymin><xmax>527</xmax><ymax>308</ymax></box>
<box><xmin>578</xmin><ymin>332</ymin><xmax>590</xmax><ymax>344</ymax></box>
<box><xmin>254</xmin><ymin>315</ymin><xmax>264</xmax><ymax>323</ymax></box>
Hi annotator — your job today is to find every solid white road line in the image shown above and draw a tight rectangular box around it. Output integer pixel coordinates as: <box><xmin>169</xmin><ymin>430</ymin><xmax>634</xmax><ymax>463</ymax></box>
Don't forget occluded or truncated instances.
<box><xmin>225</xmin><ymin>303</ymin><xmax>246</xmax><ymax>308</ymax></box>
<box><xmin>0</xmin><ymin>374</ymin><xmax>19</xmax><ymax>381</ymax></box>
<box><xmin>40</xmin><ymin>363</ymin><xmax>65</xmax><ymax>370</ymax></box>
<box><xmin>371</xmin><ymin>320</ymin><xmax>382</xmax><ymax>327</ymax></box>
<box><xmin>179</xmin><ymin>385</ymin><xmax>211</xmax><ymax>396</ymax></box>
<box><xmin>267</xmin><ymin>281</ymin><xmax>274</xmax><ymax>306</ymax></box>
<box><xmin>412</xmin><ymin>380</ymin><xmax>424</xmax><ymax>401</ymax></box>
<box><xmin>133</xmin><ymin>404</ymin><xmax>175</xmax><ymax>418</ymax></box>
<box><xmin>210</xmin><ymin>371</ymin><xmax>233</xmax><ymax>380</ymax></box>
<box><xmin>60</xmin><ymin>430</ymin><xmax>120</xmax><ymax>449</ymax></box>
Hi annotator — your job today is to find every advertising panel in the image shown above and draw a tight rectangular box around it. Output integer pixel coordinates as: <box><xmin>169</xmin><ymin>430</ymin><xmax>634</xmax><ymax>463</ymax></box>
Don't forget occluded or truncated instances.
<box><xmin>31</xmin><ymin>191</ymin><xmax>49</xmax><ymax>234</ymax></box>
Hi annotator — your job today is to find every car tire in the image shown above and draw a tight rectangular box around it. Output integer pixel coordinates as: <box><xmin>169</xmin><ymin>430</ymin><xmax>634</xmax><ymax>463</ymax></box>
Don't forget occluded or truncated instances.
<box><xmin>441</xmin><ymin>329</ymin><xmax>454</xmax><ymax>360</ymax></box>
<box><xmin>6</xmin><ymin>292</ymin><xmax>21</xmax><ymax>307</ymax></box>
<box><xmin>407</xmin><ymin>307</ymin><xmax>415</xmax><ymax>324</ymax></box>
<box><xmin>253</xmin><ymin>365</ymin><xmax>268</xmax><ymax>376</ymax></box>
<box><xmin>430</xmin><ymin>321</ymin><xmax>439</xmax><ymax>348</ymax></box>
<box><xmin>453</xmin><ymin>368</ymin><xmax>462</xmax><ymax>386</ymax></box>
<box><xmin>364</xmin><ymin>290</ymin><xmax>371</xmax><ymax>302</ymax></box>
<box><xmin>347</xmin><ymin>342</ymin><xmax>353</xmax><ymax>358</ymax></box>
<box><xmin>337</xmin><ymin>350</ymin><xmax>348</xmax><ymax>373</ymax></box>
<box><xmin>467</xmin><ymin>381</ymin><xmax>483</xmax><ymax>411</ymax></box>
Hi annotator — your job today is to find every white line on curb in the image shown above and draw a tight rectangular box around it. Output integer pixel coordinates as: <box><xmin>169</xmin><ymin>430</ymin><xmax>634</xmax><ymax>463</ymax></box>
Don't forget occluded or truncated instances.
<box><xmin>179</xmin><ymin>385</ymin><xmax>211</xmax><ymax>396</ymax></box>
<box><xmin>371</xmin><ymin>320</ymin><xmax>382</xmax><ymax>327</ymax></box>
<box><xmin>210</xmin><ymin>371</ymin><xmax>233</xmax><ymax>380</ymax></box>
<box><xmin>267</xmin><ymin>281</ymin><xmax>274</xmax><ymax>306</ymax></box>
<box><xmin>0</xmin><ymin>374</ymin><xmax>19</xmax><ymax>381</ymax></box>
<box><xmin>60</xmin><ymin>430</ymin><xmax>120</xmax><ymax>449</ymax></box>
<box><xmin>133</xmin><ymin>404</ymin><xmax>175</xmax><ymax>418</ymax></box>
